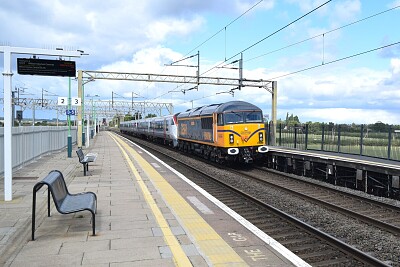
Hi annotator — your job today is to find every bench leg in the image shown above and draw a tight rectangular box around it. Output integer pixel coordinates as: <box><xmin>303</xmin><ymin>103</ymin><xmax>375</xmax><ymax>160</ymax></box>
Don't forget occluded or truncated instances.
<box><xmin>92</xmin><ymin>212</ymin><xmax>96</xmax><ymax>236</ymax></box>
<box><xmin>32</xmin><ymin>190</ymin><xmax>36</xmax><ymax>240</ymax></box>
<box><xmin>83</xmin><ymin>164</ymin><xmax>87</xmax><ymax>176</ymax></box>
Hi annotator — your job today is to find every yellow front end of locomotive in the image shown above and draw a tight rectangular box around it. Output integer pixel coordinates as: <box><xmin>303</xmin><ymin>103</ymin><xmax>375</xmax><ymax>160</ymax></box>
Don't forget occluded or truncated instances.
<box><xmin>215</xmin><ymin>123</ymin><xmax>266</xmax><ymax>148</ymax></box>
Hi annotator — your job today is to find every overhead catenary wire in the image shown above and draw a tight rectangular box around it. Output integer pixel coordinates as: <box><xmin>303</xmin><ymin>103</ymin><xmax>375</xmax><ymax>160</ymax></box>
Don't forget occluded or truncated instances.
<box><xmin>182</xmin><ymin>0</ymin><xmax>264</xmax><ymax>60</ymax></box>
<box><xmin>179</xmin><ymin>40</ymin><xmax>400</xmax><ymax>105</ymax></box>
<box><xmin>150</xmin><ymin>0</ymin><xmax>331</xmax><ymax>101</ymax></box>
<box><xmin>266</xmin><ymin>41</ymin><xmax>400</xmax><ymax>80</ymax></box>
<box><xmin>246</xmin><ymin>4</ymin><xmax>400</xmax><ymax>63</ymax></box>
<box><xmin>198</xmin><ymin>0</ymin><xmax>333</xmax><ymax>78</ymax></box>
<box><xmin>228</xmin><ymin>1</ymin><xmax>332</xmax><ymax>63</ymax></box>
<box><xmin>149</xmin><ymin>0</ymin><xmax>264</xmax><ymax>101</ymax></box>
<box><xmin>157</xmin><ymin>0</ymin><xmax>332</xmax><ymax>101</ymax></box>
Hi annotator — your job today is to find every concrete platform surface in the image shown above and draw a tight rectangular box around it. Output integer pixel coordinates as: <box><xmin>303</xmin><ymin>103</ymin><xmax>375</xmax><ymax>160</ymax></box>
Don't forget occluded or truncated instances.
<box><xmin>0</xmin><ymin>131</ymin><xmax>309</xmax><ymax>267</ymax></box>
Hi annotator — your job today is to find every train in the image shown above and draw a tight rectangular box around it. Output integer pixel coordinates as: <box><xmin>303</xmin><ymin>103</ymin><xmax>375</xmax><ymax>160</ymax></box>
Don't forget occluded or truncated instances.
<box><xmin>120</xmin><ymin>100</ymin><xmax>269</xmax><ymax>163</ymax></box>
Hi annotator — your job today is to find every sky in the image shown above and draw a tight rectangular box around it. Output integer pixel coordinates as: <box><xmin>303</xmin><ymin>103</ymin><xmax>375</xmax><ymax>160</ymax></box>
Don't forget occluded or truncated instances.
<box><xmin>1</xmin><ymin>0</ymin><xmax>400</xmax><ymax>124</ymax></box>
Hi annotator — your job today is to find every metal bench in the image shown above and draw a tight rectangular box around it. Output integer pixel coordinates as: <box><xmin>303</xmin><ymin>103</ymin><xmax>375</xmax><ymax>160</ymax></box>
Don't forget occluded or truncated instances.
<box><xmin>76</xmin><ymin>148</ymin><xmax>97</xmax><ymax>176</ymax></box>
<box><xmin>32</xmin><ymin>170</ymin><xmax>97</xmax><ymax>240</ymax></box>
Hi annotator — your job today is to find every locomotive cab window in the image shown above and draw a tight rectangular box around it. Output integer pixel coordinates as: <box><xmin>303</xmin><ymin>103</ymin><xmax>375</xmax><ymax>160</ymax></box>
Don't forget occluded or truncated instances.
<box><xmin>245</xmin><ymin>111</ymin><xmax>263</xmax><ymax>123</ymax></box>
<box><xmin>224</xmin><ymin>112</ymin><xmax>244</xmax><ymax>124</ymax></box>
<box><xmin>217</xmin><ymin>113</ymin><xmax>224</xmax><ymax>126</ymax></box>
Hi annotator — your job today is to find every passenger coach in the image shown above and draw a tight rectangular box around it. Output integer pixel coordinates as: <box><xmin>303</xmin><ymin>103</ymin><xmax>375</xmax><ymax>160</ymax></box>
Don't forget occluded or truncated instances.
<box><xmin>120</xmin><ymin>114</ymin><xmax>178</xmax><ymax>147</ymax></box>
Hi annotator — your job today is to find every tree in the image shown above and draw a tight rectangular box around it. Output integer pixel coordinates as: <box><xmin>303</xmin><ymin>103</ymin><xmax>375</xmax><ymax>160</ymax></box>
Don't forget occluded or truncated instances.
<box><xmin>145</xmin><ymin>113</ymin><xmax>157</xmax><ymax>118</ymax></box>
<box><xmin>370</xmin><ymin>121</ymin><xmax>388</xmax><ymax>132</ymax></box>
<box><xmin>286</xmin><ymin>113</ymin><xmax>300</xmax><ymax>126</ymax></box>
<box><xmin>124</xmin><ymin>113</ymin><xmax>133</xmax><ymax>121</ymax></box>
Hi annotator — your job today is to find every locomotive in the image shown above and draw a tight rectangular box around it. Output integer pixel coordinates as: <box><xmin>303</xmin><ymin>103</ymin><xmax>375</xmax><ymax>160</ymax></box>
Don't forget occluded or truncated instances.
<box><xmin>120</xmin><ymin>100</ymin><xmax>269</xmax><ymax>163</ymax></box>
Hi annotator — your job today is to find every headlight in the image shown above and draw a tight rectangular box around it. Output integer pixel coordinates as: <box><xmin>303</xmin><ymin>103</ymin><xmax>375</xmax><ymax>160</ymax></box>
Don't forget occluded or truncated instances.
<box><xmin>229</xmin><ymin>134</ymin><xmax>234</xmax><ymax>144</ymax></box>
<box><xmin>259</xmin><ymin>132</ymin><xmax>263</xmax><ymax>142</ymax></box>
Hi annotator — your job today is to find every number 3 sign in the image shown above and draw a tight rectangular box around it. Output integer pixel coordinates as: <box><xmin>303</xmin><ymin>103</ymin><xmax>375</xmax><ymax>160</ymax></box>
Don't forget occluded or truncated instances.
<box><xmin>72</xmin><ymin>97</ymin><xmax>81</xmax><ymax>106</ymax></box>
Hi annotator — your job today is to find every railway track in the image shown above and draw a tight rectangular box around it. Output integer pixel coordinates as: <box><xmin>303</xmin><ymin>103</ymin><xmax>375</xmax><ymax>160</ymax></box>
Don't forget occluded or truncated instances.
<box><xmin>234</xmin><ymin>167</ymin><xmax>400</xmax><ymax>236</ymax></box>
<box><xmin>117</xmin><ymin>132</ymin><xmax>390</xmax><ymax>266</ymax></box>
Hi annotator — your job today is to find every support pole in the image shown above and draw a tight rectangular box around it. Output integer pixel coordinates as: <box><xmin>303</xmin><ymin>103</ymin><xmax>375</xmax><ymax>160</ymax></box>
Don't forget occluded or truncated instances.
<box><xmin>86</xmin><ymin>114</ymin><xmax>90</xmax><ymax>148</ymax></box>
<box><xmin>32</xmin><ymin>103</ymin><xmax>35</xmax><ymax>126</ymax></box>
<box><xmin>3</xmin><ymin>47</ymin><xmax>13</xmax><ymax>201</ymax></box>
<box><xmin>239</xmin><ymin>53</ymin><xmax>243</xmax><ymax>90</ymax></box>
<box><xmin>67</xmin><ymin>77</ymin><xmax>72</xmax><ymax>157</ymax></box>
<box><xmin>77</xmin><ymin>70</ymin><xmax>83</xmax><ymax>148</ymax></box>
<box><xmin>82</xmin><ymin>83</ymin><xmax>85</xmax><ymax>146</ymax></box>
<box><xmin>271</xmin><ymin>81</ymin><xmax>277</xmax><ymax>146</ymax></box>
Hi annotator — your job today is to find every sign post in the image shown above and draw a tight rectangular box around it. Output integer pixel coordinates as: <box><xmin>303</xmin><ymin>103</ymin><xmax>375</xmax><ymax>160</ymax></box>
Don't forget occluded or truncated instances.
<box><xmin>59</xmin><ymin>95</ymin><xmax>80</xmax><ymax>157</ymax></box>
<box><xmin>68</xmin><ymin>77</ymin><xmax>72</xmax><ymax>157</ymax></box>
<box><xmin>0</xmin><ymin>46</ymin><xmax>84</xmax><ymax>201</ymax></box>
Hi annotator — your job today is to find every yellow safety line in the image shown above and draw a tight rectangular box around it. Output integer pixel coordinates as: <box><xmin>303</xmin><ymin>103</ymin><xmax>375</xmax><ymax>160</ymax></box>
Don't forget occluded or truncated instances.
<box><xmin>109</xmin><ymin>133</ymin><xmax>192</xmax><ymax>267</ymax></box>
<box><xmin>110</xmin><ymin>132</ymin><xmax>248</xmax><ymax>267</ymax></box>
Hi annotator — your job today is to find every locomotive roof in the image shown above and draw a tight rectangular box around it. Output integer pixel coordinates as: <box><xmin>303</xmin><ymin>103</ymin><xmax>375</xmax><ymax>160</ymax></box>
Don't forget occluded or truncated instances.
<box><xmin>215</xmin><ymin>101</ymin><xmax>261</xmax><ymax>113</ymax></box>
<box><xmin>177</xmin><ymin>101</ymin><xmax>261</xmax><ymax>118</ymax></box>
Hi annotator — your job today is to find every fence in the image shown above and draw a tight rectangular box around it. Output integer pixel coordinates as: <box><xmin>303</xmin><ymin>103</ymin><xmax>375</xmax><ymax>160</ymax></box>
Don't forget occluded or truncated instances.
<box><xmin>268</xmin><ymin>123</ymin><xmax>400</xmax><ymax>161</ymax></box>
<box><xmin>0</xmin><ymin>126</ymin><xmax>77</xmax><ymax>174</ymax></box>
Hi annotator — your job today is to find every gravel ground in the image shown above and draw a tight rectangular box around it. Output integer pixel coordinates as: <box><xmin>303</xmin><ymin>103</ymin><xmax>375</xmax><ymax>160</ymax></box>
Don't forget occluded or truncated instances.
<box><xmin>134</xmin><ymin>137</ymin><xmax>400</xmax><ymax>266</ymax></box>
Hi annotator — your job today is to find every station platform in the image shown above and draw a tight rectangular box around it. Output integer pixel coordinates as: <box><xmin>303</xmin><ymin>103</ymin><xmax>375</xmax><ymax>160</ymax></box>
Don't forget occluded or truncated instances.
<box><xmin>266</xmin><ymin>146</ymin><xmax>400</xmax><ymax>198</ymax></box>
<box><xmin>0</xmin><ymin>131</ymin><xmax>309</xmax><ymax>267</ymax></box>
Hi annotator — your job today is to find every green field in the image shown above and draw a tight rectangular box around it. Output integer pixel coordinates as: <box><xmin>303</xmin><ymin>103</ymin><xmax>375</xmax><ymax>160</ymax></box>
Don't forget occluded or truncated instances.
<box><xmin>275</xmin><ymin>124</ymin><xmax>400</xmax><ymax>161</ymax></box>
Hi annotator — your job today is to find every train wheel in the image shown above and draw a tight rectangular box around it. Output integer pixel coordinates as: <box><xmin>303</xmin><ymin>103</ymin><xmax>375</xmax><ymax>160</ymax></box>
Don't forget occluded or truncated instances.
<box><xmin>216</xmin><ymin>151</ymin><xmax>224</xmax><ymax>165</ymax></box>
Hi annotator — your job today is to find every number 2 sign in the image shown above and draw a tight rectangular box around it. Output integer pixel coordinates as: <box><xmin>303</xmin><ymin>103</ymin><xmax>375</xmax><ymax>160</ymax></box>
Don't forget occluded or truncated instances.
<box><xmin>58</xmin><ymin>97</ymin><xmax>68</xmax><ymax>106</ymax></box>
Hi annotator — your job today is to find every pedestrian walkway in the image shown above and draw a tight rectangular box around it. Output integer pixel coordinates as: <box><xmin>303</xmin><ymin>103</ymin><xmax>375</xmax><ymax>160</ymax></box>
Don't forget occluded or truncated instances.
<box><xmin>1</xmin><ymin>130</ymin><xmax>307</xmax><ymax>266</ymax></box>
<box><xmin>0</xmin><ymin>141</ymin><xmax>81</xmax><ymax>265</ymax></box>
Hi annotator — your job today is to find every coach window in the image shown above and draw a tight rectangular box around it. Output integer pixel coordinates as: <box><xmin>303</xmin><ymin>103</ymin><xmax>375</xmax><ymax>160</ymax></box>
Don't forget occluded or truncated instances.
<box><xmin>217</xmin><ymin>113</ymin><xmax>224</xmax><ymax>126</ymax></box>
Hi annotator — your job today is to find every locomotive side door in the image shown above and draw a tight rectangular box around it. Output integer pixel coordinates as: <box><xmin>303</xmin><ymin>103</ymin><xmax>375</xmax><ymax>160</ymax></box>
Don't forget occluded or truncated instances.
<box><xmin>213</xmin><ymin>113</ymin><xmax>218</xmax><ymax>144</ymax></box>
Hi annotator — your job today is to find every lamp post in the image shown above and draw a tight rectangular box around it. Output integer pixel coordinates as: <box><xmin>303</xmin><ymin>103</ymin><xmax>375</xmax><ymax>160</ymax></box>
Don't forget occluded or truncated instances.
<box><xmin>80</xmin><ymin>78</ymin><xmax>95</xmax><ymax>146</ymax></box>
<box><xmin>86</xmin><ymin>94</ymin><xmax>100</xmax><ymax>148</ymax></box>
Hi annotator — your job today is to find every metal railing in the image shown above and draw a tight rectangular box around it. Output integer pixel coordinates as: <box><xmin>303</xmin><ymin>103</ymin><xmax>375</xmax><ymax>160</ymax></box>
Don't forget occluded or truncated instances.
<box><xmin>267</xmin><ymin>123</ymin><xmax>400</xmax><ymax>161</ymax></box>
<box><xmin>0</xmin><ymin>126</ymin><xmax>77</xmax><ymax>174</ymax></box>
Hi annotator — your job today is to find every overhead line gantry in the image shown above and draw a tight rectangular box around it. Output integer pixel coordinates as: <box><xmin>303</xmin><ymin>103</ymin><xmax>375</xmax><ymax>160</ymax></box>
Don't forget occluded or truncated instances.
<box><xmin>77</xmin><ymin>69</ymin><xmax>277</xmax><ymax>148</ymax></box>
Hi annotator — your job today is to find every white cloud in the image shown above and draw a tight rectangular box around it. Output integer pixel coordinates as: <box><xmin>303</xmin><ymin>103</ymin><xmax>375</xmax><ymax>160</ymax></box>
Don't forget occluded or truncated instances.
<box><xmin>290</xmin><ymin>108</ymin><xmax>400</xmax><ymax>124</ymax></box>
<box><xmin>391</xmin><ymin>58</ymin><xmax>400</xmax><ymax>73</ymax></box>
<box><xmin>1</xmin><ymin>0</ymin><xmax>398</xmax><ymax>125</ymax></box>
<box><xmin>285</xmin><ymin>0</ymin><xmax>328</xmax><ymax>13</ymax></box>
<box><xmin>0</xmin><ymin>0</ymin><xmax>209</xmax><ymax>67</ymax></box>
<box><xmin>235</xmin><ymin>0</ymin><xmax>275</xmax><ymax>13</ymax></box>
<box><xmin>389</xmin><ymin>0</ymin><xmax>400</xmax><ymax>8</ymax></box>
<box><xmin>146</xmin><ymin>16</ymin><xmax>205</xmax><ymax>42</ymax></box>
<box><xmin>333</xmin><ymin>0</ymin><xmax>361</xmax><ymax>23</ymax></box>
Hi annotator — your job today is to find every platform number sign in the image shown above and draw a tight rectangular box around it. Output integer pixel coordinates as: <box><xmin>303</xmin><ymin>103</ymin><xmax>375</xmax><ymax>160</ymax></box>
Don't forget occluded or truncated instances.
<box><xmin>71</xmin><ymin>97</ymin><xmax>81</xmax><ymax>106</ymax></box>
<box><xmin>58</xmin><ymin>97</ymin><xmax>68</xmax><ymax>106</ymax></box>
<box><xmin>66</xmin><ymin>110</ymin><xmax>76</xmax><ymax>116</ymax></box>
<box><xmin>58</xmin><ymin>97</ymin><xmax>81</xmax><ymax>106</ymax></box>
